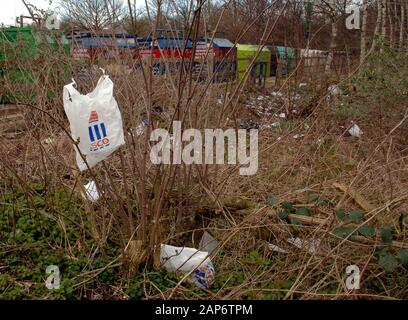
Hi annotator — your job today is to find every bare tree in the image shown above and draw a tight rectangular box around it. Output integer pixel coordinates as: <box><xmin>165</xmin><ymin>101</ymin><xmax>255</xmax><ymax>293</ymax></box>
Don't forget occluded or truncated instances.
<box><xmin>399</xmin><ymin>0</ymin><xmax>406</xmax><ymax>50</ymax></box>
<box><xmin>370</xmin><ymin>0</ymin><xmax>383</xmax><ymax>51</ymax></box>
<box><xmin>60</xmin><ymin>0</ymin><xmax>127</xmax><ymax>31</ymax></box>
<box><xmin>360</xmin><ymin>0</ymin><xmax>368</xmax><ymax>64</ymax></box>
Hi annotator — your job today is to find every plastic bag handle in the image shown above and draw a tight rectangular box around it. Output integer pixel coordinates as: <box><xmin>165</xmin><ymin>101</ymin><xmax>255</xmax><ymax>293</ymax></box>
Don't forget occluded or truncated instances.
<box><xmin>63</xmin><ymin>78</ymin><xmax>78</xmax><ymax>102</ymax></box>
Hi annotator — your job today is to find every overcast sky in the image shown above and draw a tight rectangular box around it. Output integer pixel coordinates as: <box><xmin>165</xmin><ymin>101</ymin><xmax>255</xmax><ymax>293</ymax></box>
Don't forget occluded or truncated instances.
<box><xmin>1</xmin><ymin>0</ymin><xmax>362</xmax><ymax>27</ymax></box>
<box><xmin>0</xmin><ymin>0</ymin><xmax>147</xmax><ymax>26</ymax></box>
<box><xmin>0</xmin><ymin>0</ymin><xmax>56</xmax><ymax>26</ymax></box>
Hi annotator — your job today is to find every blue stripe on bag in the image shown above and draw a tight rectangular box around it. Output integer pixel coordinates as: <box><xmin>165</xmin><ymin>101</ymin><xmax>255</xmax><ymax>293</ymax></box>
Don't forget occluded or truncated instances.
<box><xmin>88</xmin><ymin>126</ymin><xmax>95</xmax><ymax>142</ymax></box>
<box><xmin>94</xmin><ymin>124</ymin><xmax>101</xmax><ymax>140</ymax></box>
<box><xmin>100</xmin><ymin>123</ymin><xmax>107</xmax><ymax>137</ymax></box>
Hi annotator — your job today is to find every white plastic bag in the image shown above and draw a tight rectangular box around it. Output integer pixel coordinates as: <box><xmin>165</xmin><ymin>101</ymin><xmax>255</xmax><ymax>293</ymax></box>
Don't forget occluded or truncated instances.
<box><xmin>287</xmin><ymin>237</ymin><xmax>321</xmax><ymax>254</ymax></box>
<box><xmin>84</xmin><ymin>180</ymin><xmax>100</xmax><ymax>202</ymax></box>
<box><xmin>199</xmin><ymin>232</ymin><xmax>219</xmax><ymax>256</ymax></box>
<box><xmin>348</xmin><ymin>123</ymin><xmax>362</xmax><ymax>138</ymax></box>
<box><xmin>160</xmin><ymin>244</ymin><xmax>215</xmax><ymax>289</ymax></box>
<box><xmin>63</xmin><ymin>74</ymin><xmax>125</xmax><ymax>171</ymax></box>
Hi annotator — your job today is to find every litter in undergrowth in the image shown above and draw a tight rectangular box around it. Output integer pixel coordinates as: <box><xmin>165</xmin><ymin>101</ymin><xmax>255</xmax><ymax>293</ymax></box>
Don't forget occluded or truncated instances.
<box><xmin>42</xmin><ymin>137</ymin><xmax>54</xmax><ymax>145</ymax></box>
<box><xmin>270</xmin><ymin>122</ymin><xmax>280</xmax><ymax>128</ymax></box>
<box><xmin>293</xmin><ymin>134</ymin><xmax>305</xmax><ymax>139</ymax></box>
<box><xmin>271</xmin><ymin>91</ymin><xmax>283</xmax><ymax>97</ymax></box>
<box><xmin>348</xmin><ymin>123</ymin><xmax>362</xmax><ymax>138</ymax></box>
<box><xmin>199</xmin><ymin>232</ymin><xmax>219</xmax><ymax>256</ymax></box>
<box><xmin>84</xmin><ymin>180</ymin><xmax>100</xmax><ymax>202</ymax></box>
<box><xmin>240</xmin><ymin>119</ymin><xmax>260</xmax><ymax>130</ymax></box>
<box><xmin>277</xmin><ymin>113</ymin><xmax>286</xmax><ymax>119</ymax></box>
<box><xmin>287</xmin><ymin>237</ymin><xmax>321</xmax><ymax>254</ymax></box>
<box><xmin>131</xmin><ymin>119</ymin><xmax>149</xmax><ymax>137</ymax></box>
<box><xmin>268</xmin><ymin>243</ymin><xmax>288</xmax><ymax>253</ymax></box>
<box><xmin>160</xmin><ymin>244</ymin><xmax>215</xmax><ymax>289</ymax></box>
<box><xmin>328</xmin><ymin>84</ymin><xmax>341</xmax><ymax>96</ymax></box>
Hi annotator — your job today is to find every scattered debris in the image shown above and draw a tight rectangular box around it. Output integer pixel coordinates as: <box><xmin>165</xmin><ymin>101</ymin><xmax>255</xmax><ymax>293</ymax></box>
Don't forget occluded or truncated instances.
<box><xmin>271</xmin><ymin>91</ymin><xmax>283</xmax><ymax>97</ymax></box>
<box><xmin>293</xmin><ymin>134</ymin><xmax>305</xmax><ymax>139</ymax></box>
<box><xmin>270</xmin><ymin>122</ymin><xmax>280</xmax><ymax>128</ymax></box>
<box><xmin>132</xmin><ymin>119</ymin><xmax>149</xmax><ymax>137</ymax></box>
<box><xmin>42</xmin><ymin>137</ymin><xmax>54</xmax><ymax>145</ymax></box>
<box><xmin>84</xmin><ymin>180</ymin><xmax>100</xmax><ymax>202</ymax></box>
<box><xmin>348</xmin><ymin>123</ymin><xmax>362</xmax><ymax>138</ymax></box>
<box><xmin>328</xmin><ymin>84</ymin><xmax>341</xmax><ymax>96</ymax></box>
<box><xmin>134</xmin><ymin>124</ymin><xmax>145</xmax><ymax>136</ymax></box>
<box><xmin>268</xmin><ymin>243</ymin><xmax>288</xmax><ymax>253</ymax></box>
<box><xmin>160</xmin><ymin>244</ymin><xmax>215</xmax><ymax>289</ymax></box>
<box><xmin>240</xmin><ymin>119</ymin><xmax>260</xmax><ymax>130</ymax></box>
<box><xmin>299</xmin><ymin>83</ymin><xmax>307</xmax><ymax>88</ymax></box>
<box><xmin>287</xmin><ymin>237</ymin><xmax>321</xmax><ymax>254</ymax></box>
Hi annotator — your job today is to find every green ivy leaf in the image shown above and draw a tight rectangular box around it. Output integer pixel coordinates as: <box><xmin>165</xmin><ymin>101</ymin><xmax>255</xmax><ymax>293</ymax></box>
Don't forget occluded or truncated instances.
<box><xmin>348</xmin><ymin>210</ymin><xmax>364</xmax><ymax>223</ymax></box>
<box><xmin>277</xmin><ymin>210</ymin><xmax>289</xmax><ymax>220</ymax></box>
<box><xmin>267</xmin><ymin>193</ymin><xmax>278</xmax><ymax>206</ymax></box>
<box><xmin>334</xmin><ymin>209</ymin><xmax>347</xmax><ymax>221</ymax></box>
<box><xmin>282</xmin><ymin>202</ymin><xmax>294</xmax><ymax>211</ymax></box>
<box><xmin>379</xmin><ymin>252</ymin><xmax>398</xmax><ymax>273</ymax></box>
<box><xmin>358</xmin><ymin>224</ymin><xmax>375</xmax><ymax>238</ymax></box>
<box><xmin>296</xmin><ymin>207</ymin><xmax>311</xmax><ymax>216</ymax></box>
<box><xmin>332</xmin><ymin>226</ymin><xmax>355</xmax><ymax>238</ymax></box>
<box><xmin>381</xmin><ymin>226</ymin><xmax>393</xmax><ymax>244</ymax></box>
<box><xmin>397</xmin><ymin>249</ymin><xmax>408</xmax><ymax>268</ymax></box>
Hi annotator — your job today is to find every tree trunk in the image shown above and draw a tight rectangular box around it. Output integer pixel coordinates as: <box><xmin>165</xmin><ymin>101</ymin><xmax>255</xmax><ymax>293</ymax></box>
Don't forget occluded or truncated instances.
<box><xmin>388</xmin><ymin>1</ymin><xmax>394</xmax><ymax>48</ymax></box>
<box><xmin>381</xmin><ymin>0</ymin><xmax>387</xmax><ymax>41</ymax></box>
<box><xmin>371</xmin><ymin>0</ymin><xmax>383</xmax><ymax>51</ymax></box>
<box><xmin>325</xmin><ymin>17</ymin><xmax>338</xmax><ymax>76</ymax></box>
<box><xmin>400</xmin><ymin>0</ymin><xmax>406</xmax><ymax>50</ymax></box>
<box><xmin>360</xmin><ymin>0</ymin><xmax>369</xmax><ymax>64</ymax></box>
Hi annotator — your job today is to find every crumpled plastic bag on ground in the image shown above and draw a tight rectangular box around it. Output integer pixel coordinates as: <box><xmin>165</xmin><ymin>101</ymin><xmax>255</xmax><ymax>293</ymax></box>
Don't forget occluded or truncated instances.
<box><xmin>199</xmin><ymin>232</ymin><xmax>219</xmax><ymax>256</ymax></box>
<box><xmin>84</xmin><ymin>180</ymin><xmax>100</xmax><ymax>202</ymax></box>
<box><xmin>348</xmin><ymin>123</ymin><xmax>362</xmax><ymax>138</ymax></box>
<box><xmin>268</xmin><ymin>243</ymin><xmax>288</xmax><ymax>253</ymax></box>
<box><xmin>160</xmin><ymin>244</ymin><xmax>215</xmax><ymax>289</ymax></box>
<box><xmin>287</xmin><ymin>237</ymin><xmax>321</xmax><ymax>254</ymax></box>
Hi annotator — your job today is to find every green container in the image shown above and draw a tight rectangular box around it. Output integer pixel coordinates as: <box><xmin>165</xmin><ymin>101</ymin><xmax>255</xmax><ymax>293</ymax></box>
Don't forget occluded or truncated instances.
<box><xmin>0</xmin><ymin>27</ymin><xmax>70</xmax><ymax>103</ymax></box>
<box><xmin>237</xmin><ymin>44</ymin><xmax>271</xmax><ymax>85</ymax></box>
